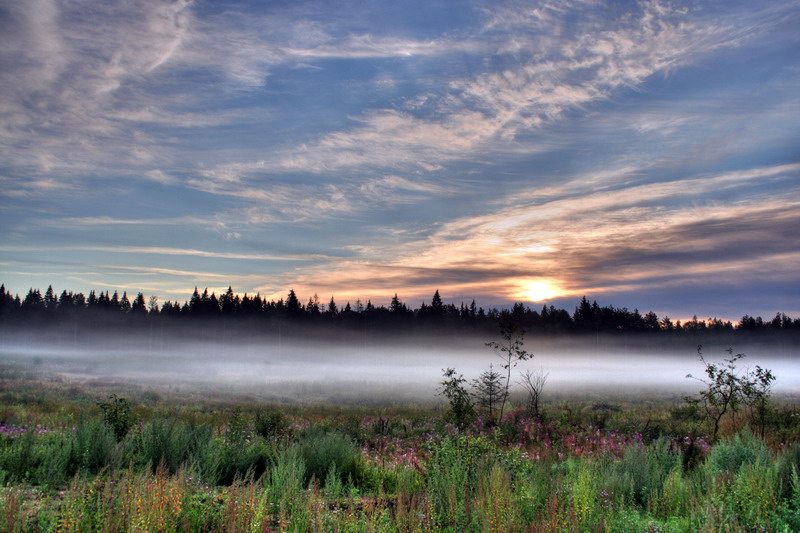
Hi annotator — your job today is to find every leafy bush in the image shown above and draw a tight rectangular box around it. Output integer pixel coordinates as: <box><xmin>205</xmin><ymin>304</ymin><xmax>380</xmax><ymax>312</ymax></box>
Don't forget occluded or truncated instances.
<box><xmin>68</xmin><ymin>419</ymin><xmax>123</xmax><ymax>478</ymax></box>
<box><xmin>607</xmin><ymin>439</ymin><xmax>679</xmax><ymax>508</ymax></box>
<box><xmin>0</xmin><ymin>429</ymin><xmax>38</xmax><ymax>483</ymax></box>
<box><xmin>478</xmin><ymin>462</ymin><xmax>520</xmax><ymax>530</ymax></box>
<box><xmin>293</xmin><ymin>427</ymin><xmax>362</xmax><ymax>488</ymax></box>
<box><xmin>438</xmin><ymin>368</ymin><xmax>475</xmax><ymax>430</ymax></box>
<box><xmin>223</xmin><ymin>407</ymin><xmax>250</xmax><ymax>447</ymax></box>
<box><xmin>686</xmin><ymin>348</ymin><xmax>775</xmax><ymax>440</ymax></box>
<box><xmin>97</xmin><ymin>395</ymin><xmax>133</xmax><ymax>442</ymax></box>
<box><xmin>513</xmin><ymin>460</ymin><xmax>552</xmax><ymax>524</ymax></box>
<box><xmin>425</xmin><ymin>434</ymin><xmax>525</xmax><ymax>530</ymax></box>
<box><xmin>254</xmin><ymin>409</ymin><xmax>289</xmax><ymax>440</ymax></box>
<box><xmin>777</xmin><ymin>443</ymin><xmax>800</xmax><ymax>500</ymax></box>
<box><xmin>569</xmin><ymin>458</ymin><xmax>599</xmax><ymax>526</ymax></box>
<box><xmin>606</xmin><ymin>508</ymin><xmax>683</xmax><ymax>532</ymax></box>
<box><xmin>426</xmin><ymin>435</ymin><xmax>475</xmax><ymax>529</ymax></box>
<box><xmin>204</xmin><ymin>439</ymin><xmax>273</xmax><ymax>486</ymax></box>
<box><xmin>707</xmin><ymin>433</ymin><xmax>770</xmax><ymax>475</ymax></box>
<box><xmin>261</xmin><ymin>448</ymin><xmax>308</xmax><ymax>527</ymax></box>
<box><xmin>656</xmin><ymin>468</ymin><xmax>691</xmax><ymax>519</ymax></box>
<box><xmin>728</xmin><ymin>457</ymin><xmax>779</xmax><ymax>528</ymax></box>
<box><xmin>131</xmin><ymin>418</ymin><xmax>212</xmax><ymax>474</ymax></box>
<box><xmin>0</xmin><ymin>420</ymin><xmax>123</xmax><ymax>485</ymax></box>
<box><xmin>34</xmin><ymin>431</ymin><xmax>79</xmax><ymax>486</ymax></box>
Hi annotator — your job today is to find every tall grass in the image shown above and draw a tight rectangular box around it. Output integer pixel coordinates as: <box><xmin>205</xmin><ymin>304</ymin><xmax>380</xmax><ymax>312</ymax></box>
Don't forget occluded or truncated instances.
<box><xmin>606</xmin><ymin>438</ymin><xmax>679</xmax><ymax>509</ymax></box>
<box><xmin>2</xmin><ymin>383</ymin><xmax>800</xmax><ymax>531</ymax></box>
<box><xmin>132</xmin><ymin>418</ymin><xmax>212</xmax><ymax>474</ymax></box>
<box><xmin>294</xmin><ymin>427</ymin><xmax>363</xmax><ymax>488</ymax></box>
<box><xmin>3</xmin><ymin>429</ymin><xmax>800</xmax><ymax>531</ymax></box>
<box><xmin>0</xmin><ymin>419</ymin><xmax>122</xmax><ymax>486</ymax></box>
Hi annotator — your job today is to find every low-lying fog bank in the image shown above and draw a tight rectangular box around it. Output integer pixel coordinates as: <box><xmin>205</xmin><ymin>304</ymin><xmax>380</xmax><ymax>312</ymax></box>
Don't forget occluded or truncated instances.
<box><xmin>1</xmin><ymin>332</ymin><xmax>797</xmax><ymax>404</ymax></box>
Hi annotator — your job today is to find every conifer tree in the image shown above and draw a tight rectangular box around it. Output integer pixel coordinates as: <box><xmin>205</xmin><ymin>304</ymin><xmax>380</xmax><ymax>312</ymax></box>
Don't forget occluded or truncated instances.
<box><xmin>120</xmin><ymin>291</ymin><xmax>131</xmax><ymax>312</ymax></box>
<box><xmin>390</xmin><ymin>293</ymin><xmax>404</xmax><ymax>313</ymax></box>
<box><xmin>44</xmin><ymin>285</ymin><xmax>57</xmax><ymax>310</ymax></box>
<box><xmin>131</xmin><ymin>293</ymin><xmax>147</xmax><ymax>315</ymax></box>
<box><xmin>286</xmin><ymin>289</ymin><xmax>302</xmax><ymax>319</ymax></box>
<box><xmin>472</xmin><ymin>364</ymin><xmax>505</xmax><ymax>423</ymax></box>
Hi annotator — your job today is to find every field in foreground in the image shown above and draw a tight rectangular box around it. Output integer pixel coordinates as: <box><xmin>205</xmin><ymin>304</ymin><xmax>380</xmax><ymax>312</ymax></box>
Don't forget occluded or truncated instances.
<box><xmin>1</xmin><ymin>360</ymin><xmax>800</xmax><ymax>532</ymax></box>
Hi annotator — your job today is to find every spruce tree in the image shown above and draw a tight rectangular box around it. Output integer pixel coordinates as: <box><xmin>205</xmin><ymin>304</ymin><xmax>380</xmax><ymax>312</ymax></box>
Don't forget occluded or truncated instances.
<box><xmin>472</xmin><ymin>364</ymin><xmax>505</xmax><ymax>423</ymax></box>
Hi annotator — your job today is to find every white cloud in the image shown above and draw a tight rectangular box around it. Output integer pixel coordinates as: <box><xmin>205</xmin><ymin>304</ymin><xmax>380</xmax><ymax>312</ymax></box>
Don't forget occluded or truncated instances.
<box><xmin>358</xmin><ymin>175</ymin><xmax>453</xmax><ymax>201</ymax></box>
<box><xmin>188</xmin><ymin>165</ymin><xmax>458</xmax><ymax>223</ymax></box>
<box><xmin>273</xmin><ymin>109</ymin><xmax>491</xmax><ymax>173</ymax></box>
<box><xmin>143</xmin><ymin>170</ymin><xmax>179</xmax><ymax>185</ymax></box>
<box><xmin>186</xmin><ymin>174</ymin><xmax>355</xmax><ymax>223</ymax></box>
<box><xmin>0</xmin><ymin>245</ymin><xmax>327</xmax><ymax>262</ymax></box>
<box><xmin>0</xmin><ymin>175</ymin><xmax>79</xmax><ymax>198</ymax></box>
<box><xmin>1</xmin><ymin>0</ymin><xmax>789</xmax><ymax>189</ymax></box>
<box><xmin>282</xmin><ymin>34</ymin><xmax>464</xmax><ymax>59</ymax></box>
<box><xmin>0</xmin><ymin>0</ymin><xmax>483</xmax><ymax>191</ymax></box>
<box><xmin>0</xmin><ymin>0</ymin><xmax>196</xmax><ymax>180</ymax></box>
<box><xmin>58</xmin><ymin>215</ymin><xmax>202</xmax><ymax>226</ymax></box>
<box><xmin>242</xmin><ymin>0</ymin><xmax>766</xmax><ymax>177</ymax></box>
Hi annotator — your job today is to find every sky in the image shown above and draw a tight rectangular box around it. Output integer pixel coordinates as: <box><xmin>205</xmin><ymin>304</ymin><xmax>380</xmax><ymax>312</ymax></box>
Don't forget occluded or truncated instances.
<box><xmin>1</xmin><ymin>0</ymin><xmax>798</xmax><ymax>321</ymax></box>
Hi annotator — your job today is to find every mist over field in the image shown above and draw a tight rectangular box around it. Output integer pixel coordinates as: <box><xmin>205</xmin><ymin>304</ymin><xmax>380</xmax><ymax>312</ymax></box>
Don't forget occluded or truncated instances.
<box><xmin>2</xmin><ymin>332</ymin><xmax>797</xmax><ymax>404</ymax></box>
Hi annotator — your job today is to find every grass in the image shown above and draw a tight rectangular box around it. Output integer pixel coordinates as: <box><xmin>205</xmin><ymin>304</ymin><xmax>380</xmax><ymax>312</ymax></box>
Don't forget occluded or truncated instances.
<box><xmin>1</xmin><ymin>360</ymin><xmax>799</xmax><ymax>531</ymax></box>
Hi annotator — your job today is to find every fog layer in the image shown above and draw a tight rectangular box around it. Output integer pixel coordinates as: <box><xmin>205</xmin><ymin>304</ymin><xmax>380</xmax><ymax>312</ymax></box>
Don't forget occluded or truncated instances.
<box><xmin>2</xmin><ymin>333</ymin><xmax>797</xmax><ymax>403</ymax></box>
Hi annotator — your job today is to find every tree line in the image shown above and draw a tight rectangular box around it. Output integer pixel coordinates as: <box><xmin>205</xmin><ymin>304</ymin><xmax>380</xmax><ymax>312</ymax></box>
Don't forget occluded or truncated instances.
<box><xmin>1</xmin><ymin>283</ymin><xmax>797</xmax><ymax>337</ymax></box>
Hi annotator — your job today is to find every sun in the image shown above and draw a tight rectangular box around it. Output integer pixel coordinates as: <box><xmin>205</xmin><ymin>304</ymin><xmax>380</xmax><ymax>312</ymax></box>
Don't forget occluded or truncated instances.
<box><xmin>517</xmin><ymin>280</ymin><xmax>559</xmax><ymax>302</ymax></box>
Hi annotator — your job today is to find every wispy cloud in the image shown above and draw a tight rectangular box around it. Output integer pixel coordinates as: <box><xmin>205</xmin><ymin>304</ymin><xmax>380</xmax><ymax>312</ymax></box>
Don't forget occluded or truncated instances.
<box><xmin>142</xmin><ymin>170</ymin><xmax>180</xmax><ymax>186</ymax></box>
<box><xmin>241</xmin><ymin>0</ymin><xmax>768</xmax><ymax>178</ymax></box>
<box><xmin>185</xmin><ymin>176</ymin><xmax>355</xmax><ymax>223</ymax></box>
<box><xmin>277</xmin><ymin>163</ymin><xmax>800</xmax><ymax>303</ymax></box>
<box><xmin>187</xmin><ymin>167</ymin><xmax>458</xmax><ymax>222</ymax></box>
<box><xmin>0</xmin><ymin>0</ymin><xmax>201</xmax><ymax>195</ymax></box>
<box><xmin>0</xmin><ymin>245</ymin><xmax>331</xmax><ymax>263</ymax></box>
<box><xmin>282</xmin><ymin>34</ymin><xmax>474</xmax><ymax>59</ymax></box>
<box><xmin>1</xmin><ymin>0</ymin><xmax>788</xmax><ymax>190</ymax></box>
<box><xmin>0</xmin><ymin>175</ymin><xmax>80</xmax><ymax>198</ymax></box>
<box><xmin>96</xmin><ymin>264</ymin><xmax>262</xmax><ymax>283</ymax></box>
<box><xmin>58</xmin><ymin>215</ymin><xmax>203</xmax><ymax>226</ymax></box>
<box><xmin>2</xmin><ymin>1</ymin><xmax>468</xmax><ymax>184</ymax></box>
<box><xmin>358</xmin><ymin>175</ymin><xmax>453</xmax><ymax>202</ymax></box>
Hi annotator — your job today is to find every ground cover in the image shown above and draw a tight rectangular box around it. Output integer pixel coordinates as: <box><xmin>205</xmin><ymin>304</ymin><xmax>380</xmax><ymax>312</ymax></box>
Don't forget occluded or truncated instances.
<box><xmin>1</xmin><ymin>360</ymin><xmax>799</xmax><ymax>532</ymax></box>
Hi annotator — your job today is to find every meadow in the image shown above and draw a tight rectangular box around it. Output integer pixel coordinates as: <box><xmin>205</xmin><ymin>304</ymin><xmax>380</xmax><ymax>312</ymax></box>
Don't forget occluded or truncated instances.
<box><xmin>1</xmin><ymin>356</ymin><xmax>799</xmax><ymax>532</ymax></box>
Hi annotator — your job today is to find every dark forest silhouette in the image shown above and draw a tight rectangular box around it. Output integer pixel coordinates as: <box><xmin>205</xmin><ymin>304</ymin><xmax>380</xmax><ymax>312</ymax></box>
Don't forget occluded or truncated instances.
<box><xmin>1</xmin><ymin>284</ymin><xmax>797</xmax><ymax>343</ymax></box>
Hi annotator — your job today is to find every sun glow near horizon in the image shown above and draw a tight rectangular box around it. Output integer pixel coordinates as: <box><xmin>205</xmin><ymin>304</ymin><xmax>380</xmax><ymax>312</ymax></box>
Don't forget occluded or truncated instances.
<box><xmin>514</xmin><ymin>279</ymin><xmax>562</xmax><ymax>303</ymax></box>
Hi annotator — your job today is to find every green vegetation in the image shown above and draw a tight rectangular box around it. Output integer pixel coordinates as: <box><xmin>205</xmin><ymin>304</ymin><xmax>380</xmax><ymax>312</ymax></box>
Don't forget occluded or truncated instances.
<box><xmin>97</xmin><ymin>394</ymin><xmax>133</xmax><ymax>441</ymax></box>
<box><xmin>485</xmin><ymin>320</ymin><xmax>532</xmax><ymax>423</ymax></box>
<box><xmin>1</xmin><ymin>358</ymin><xmax>799</xmax><ymax>532</ymax></box>
<box><xmin>688</xmin><ymin>347</ymin><xmax>777</xmax><ymax>441</ymax></box>
<box><xmin>438</xmin><ymin>367</ymin><xmax>475</xmax><ymax>430</ymax></box>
